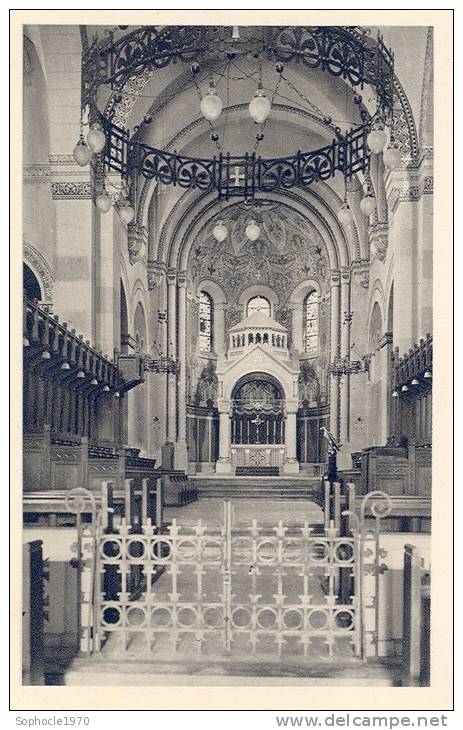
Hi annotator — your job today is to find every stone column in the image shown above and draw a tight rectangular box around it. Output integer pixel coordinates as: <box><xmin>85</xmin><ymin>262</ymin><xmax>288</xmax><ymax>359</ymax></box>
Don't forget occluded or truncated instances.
<box><xmin>216</xmin><ymin>400</ymin><xmax>232</xmax><ymax>474</ymax></box>
<box><xmin>214</xmin><ymin>303</ymin><xmax>226</xmax><ymax>355</ymax></box>
<box><xmin>290</xmin><ymin>303</ymin><xmax>304</xmax><ymax>353</ymax></box>
<box><xmin>284</xmin><ymin>401</ymin><xmax>299</xmax><ymax>474</ymax></box>
<box><xmin>176</xmin><ymin>272</ymin><xmax>188</xmax><ymax>470</ymax></box>
<box><xmin>329</xmin><ymin>271</ymin><xmax>341</xmax><ymax>440</ymax></box>
<box><xmin>166</xmin><ymin>270</ymin><xmax>177</xmax><ymax>444</ymax></box>
<box><xmin>339</xmin><ymin>269</ymin><xmax>351</xmax><ymax>445</ymax></box>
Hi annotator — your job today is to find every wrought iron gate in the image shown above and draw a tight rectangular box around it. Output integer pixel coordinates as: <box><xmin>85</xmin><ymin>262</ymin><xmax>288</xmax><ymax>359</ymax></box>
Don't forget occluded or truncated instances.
<box><xmin>89</xmin><ymin>494</ymin><xmax>389</xmax><ymax>661</ymax></box>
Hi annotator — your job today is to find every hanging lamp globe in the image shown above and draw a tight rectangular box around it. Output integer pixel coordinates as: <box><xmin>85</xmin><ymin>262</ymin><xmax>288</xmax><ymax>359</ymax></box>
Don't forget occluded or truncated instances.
<box><xmin>95</xmin><ymin>190</ymin><xmax>112</xmax><ymax>213</ymax></box>
<box><xmin>367</xmin><ymin>119</ymin><xmax>388</xmax><ymax>154</ymax></box>
<box><xmin>119</xmin><ymin>199</ymin><xmax>135</xmax><ymax>224</ymax></box>
<box><xmin>360</xmin><ymin>193</ymin><xmax>377</xmax><ymax>217</ymax></box>
<box><xmin>86</xmin><ymin>123</ymin><xmax>106</xmax><ymax>154</ymax></box>
<box><xmin>249</xmin><ymin>85</ymin><xmax>272</xmax><ymax>124</ymax></box>
<box><xmin>245</xmin><ymin>220</ymin><xmax>260</xmax><ymax>241</ymax></box>
<box><xmin>383</xmin><ymin>142</ymin><xmax>402</xmax><ymax>170</ymax></box>
<box><xmin>200</xmin><ymin>86</ymin><xmax>223</xmax><ymax>122</ymax></box>
<box><xmin>337</xmin><ymin>202</ymin><xmax>354</xmax><ymax>226</ymax></box>
<box><xmin>212</xmin><ymin>220</ymin><xmax>228</xmax><ymax>242</ymax></box>
<box><xmin>73</xmin><ymin>135</ymin><xmax>91</xmax><ymax>167</ymax></box>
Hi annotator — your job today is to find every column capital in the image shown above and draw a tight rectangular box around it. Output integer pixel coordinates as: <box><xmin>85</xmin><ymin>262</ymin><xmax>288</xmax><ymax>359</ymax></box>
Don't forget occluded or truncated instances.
<box><xmin>330</xmin><ymin>270</ymin><xmax>341</xmax><ymax>287</ymax></box>
<box><xmin>177</xmin><ymin>270</ymin><xmax>188</xmax><ymax>289</ymax></box>
<box><xmin>127</xmin><ymin>223</ymin><xmax>148</xmax><ymax>264</ymax></box>
<box><xmin>369</xmin><ymin>223</ymin><xmax>389</xmax><ymax>262</ymax></box>
<box><xmin>167</xmin><ymin>269</ymin><xmax>177</xmax><ymax>285</ymax></box>
<box><xmin>147</xmin><ymin>261</ymin><xmax>166</xmax><ymax>291</ymax></box>
<box><xmin>217</xmin><ymin>399</ymin><xmax>230</xmax><ymax>413</ymax></box>
<box><xmin>351</xmin><ymin>259</ymin><xmax>370</xmax><ymax>290</ymax></box>
<box><xmin>340</xmin><ymin>267</ymin><xmax>351</xmax><ymax>284</ymax></box>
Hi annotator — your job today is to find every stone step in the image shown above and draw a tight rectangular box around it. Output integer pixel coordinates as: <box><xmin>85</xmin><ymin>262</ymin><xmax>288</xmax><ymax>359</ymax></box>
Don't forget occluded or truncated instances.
<box><xmin>192</xmin><ymin>476</ymin><xmax>322</xmax><ymax>500</ymax></box>
<box><xmin>197</xmin><ymin>489</ymin><xmax>316</xmax><ymax>498</ymax></box>
<box><xmin>65</xmin><ymin>656</ymin><xmax>400</xmax><ymax>686</ymax></box>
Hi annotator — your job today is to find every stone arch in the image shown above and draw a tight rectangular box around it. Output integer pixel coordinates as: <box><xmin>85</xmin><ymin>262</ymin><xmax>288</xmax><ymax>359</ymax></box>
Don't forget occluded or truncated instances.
<box><xmin>369</xmin><ymin>300</ymin><xmax>384</xmax><ymax>354</ymax></box>
<box><xmin>133</xmin><ymin>300</ymin><xmax>148</xmax><ymax>353</ymax></box>
<box><xmin>23</xmin><ymin>241</ymin><xmax>53</xmax><ymax>302</ymax></box>
<box><xmin>131</xmin><ymin>278</ymin><xmax>149</xmax><ymax>331</ymax></box>
<box><xmin>231</xmin><ymin>371</ymin><xmax>285</xmax><ymax>399</ymax></box>
<box><xmin>131</xmin><ymin>298</ymin><xmax>149</xmax><ymax>452</ymax></box>
<box><xmin>119</xmin><ymin>278</ymin><xmax>129</xmax><ymax>352</ymax></box>
<box><xmin>196</xmin><ymin>278</ymin><xmax>226</xmax><ymax>305</ymax></box>
<box><xmin>368</xmin><ymin>278</ymin><xmax>386</xmax><ymax>334</ymax></box>
<box><xmin>158</xmin><ymin>188</ymin><xmax>349</xmax><ymax>277</ymax></box>
<box><xmin>23</xmin><ymin>263</ymin><xmax>42</xmax><ymax>301</ymax></box>
<box><xmin>225</xmin><ymin>365</ymin><xmax>293</xmax><ymax>405</ymax></box>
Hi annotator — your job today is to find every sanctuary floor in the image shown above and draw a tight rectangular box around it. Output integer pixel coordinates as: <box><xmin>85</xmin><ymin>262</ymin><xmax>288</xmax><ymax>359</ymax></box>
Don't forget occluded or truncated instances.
<box><xmin>164</xmin><ymin>497</ymin><xmax>324</xmax><ymax>527</ymax></box>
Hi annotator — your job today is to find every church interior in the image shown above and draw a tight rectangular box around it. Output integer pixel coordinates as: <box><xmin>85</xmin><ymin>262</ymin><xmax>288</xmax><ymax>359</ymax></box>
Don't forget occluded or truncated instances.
<box><xmin>21</xmin><ymin>22</ymin><xmax>434</xmax><ymax>687</ymax></box>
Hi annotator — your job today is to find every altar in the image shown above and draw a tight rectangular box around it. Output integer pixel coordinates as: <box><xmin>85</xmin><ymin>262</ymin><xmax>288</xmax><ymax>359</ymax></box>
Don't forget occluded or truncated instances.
<box><xmin>230</xmin><ymin>444</ymin><xmax>286</xmax><ymax>468</ymax></box>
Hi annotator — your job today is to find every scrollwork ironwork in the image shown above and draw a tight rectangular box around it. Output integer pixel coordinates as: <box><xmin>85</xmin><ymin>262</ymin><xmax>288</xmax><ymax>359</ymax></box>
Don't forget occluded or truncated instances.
<box><xmin>102</xmin><ymin>120</ymin><xmax>369</xmax><ymax>200</ymax></box>
<box><xmin>83</xmin><ymin>26</ymin><xmax>394</xmax><ymax>117</ymax></box>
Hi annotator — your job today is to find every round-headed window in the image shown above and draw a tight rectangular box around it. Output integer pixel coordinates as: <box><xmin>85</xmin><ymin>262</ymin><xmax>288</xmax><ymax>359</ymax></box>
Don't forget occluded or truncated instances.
<box><xmin>247</xmin><ymin>296</ymin><xmax>271</xmax><ymax>318</ymax></box>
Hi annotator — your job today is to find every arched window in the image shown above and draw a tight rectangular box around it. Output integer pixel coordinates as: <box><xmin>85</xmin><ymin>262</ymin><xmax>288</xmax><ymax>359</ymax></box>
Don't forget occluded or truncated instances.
<box><xmin>199</xmin><ymin>291</ymin><xmax>213</xmax><ymax>352</ymax></box>
<box><xmin>303</xmin><ymin>291</ymin><xmax>319</xmax><ymax>353</ymax></box>
<box><xmin>247</xmin><ymin>295</ymin><xmax>271</xmax><ymax>317</ymax></box>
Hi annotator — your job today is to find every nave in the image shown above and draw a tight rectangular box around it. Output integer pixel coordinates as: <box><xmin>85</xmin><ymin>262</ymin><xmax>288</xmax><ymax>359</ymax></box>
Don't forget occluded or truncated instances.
<box><xmin>21</xmin><ymin>19</ymin><xmax>436</xmax><ymax>690</ymax></box>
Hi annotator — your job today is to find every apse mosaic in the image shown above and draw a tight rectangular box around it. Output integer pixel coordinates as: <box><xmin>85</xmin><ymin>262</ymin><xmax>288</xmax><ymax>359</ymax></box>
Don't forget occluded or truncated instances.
<box><xmin>188</xmin><ymin>202</ymin><xmax>329</xmax><ymax>306</ymax></box>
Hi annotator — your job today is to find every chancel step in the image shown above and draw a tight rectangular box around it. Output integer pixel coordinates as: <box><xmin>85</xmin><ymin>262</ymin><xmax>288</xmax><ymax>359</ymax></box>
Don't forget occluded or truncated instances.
<box><xmin>235</xmin><ymin>466</ymin><xmax>280</xmax><ymax>476</ymax></box>
<box><xmin>191</xmin><ymin>476</ymin><xmax>322</xmax><ymax>500</ymax></box>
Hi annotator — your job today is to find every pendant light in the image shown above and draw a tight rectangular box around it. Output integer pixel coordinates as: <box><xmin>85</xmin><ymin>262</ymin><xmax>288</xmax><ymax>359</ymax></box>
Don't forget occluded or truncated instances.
<box><xmin>392</xmin><ymin>389</ymin><xmax>399</xmax><ymax>398</ymax></box>
<box><xmin>114</xmin><ymin>391</ymin><xmax>120</xmax><ymax>398</ymax></box>
<box><xmin>95</xmin><ymin>187</ymin><xmax>112</xmax><ymax>213</ymax></box>
<box><xmin>200</xmin><ymin>82</ymin><xmax>223</xmax><ymax>122</ymax></box>
<box><xmin>337</xmin><ymin>199</ymin><xmax>353</xmax><ymax>226</ymax></box>
<box><xmin>424</xmin><ymin>370</ymin><xmax>432</xmax><ymax>379</ymax></box>
<box><xmin>212</xmin><ymin>220</ymin><xmax>228</xmax><ymax>242</ymax></box>
<box><xmin>411</xmin><ymin>377</ymin><xmax>419</xmax><ymax>386</ymax></box>
<box><xmin>77</xmin><ymin>370</ymin><xmax>85</xmax><ymax>379</ymax></box>
<box><xmin>73</xmin><ymin>134</ymin><xmax>91</xmax><ymax>167</ymax></box>
<box><xmin>245</xmin><ymin>219</ymin><xmax>260</xmax><ymax>241</ymax></box>
<box><xmin>401</xmin><ymin>384</ymin><xmax>408</xmax><ymax>392</ymax></box>
<box><xmin>249</xmin><ymin>83</ymin><xmax>271</xmax><ymax>124</ymax></box>
<box><xmin>119</xmin><ymin>199</ymin><xmax>135</xmax><ymax>224</ymax></box>
<box><xmin>90</xmin><ymin>378</ymin><xmax>98</xmax><ymax>385</ymax></box>
<box><xmin>383</xmin><ymin>140</ymin><xmax>402</xmax><ymax>170</ymax></box>
<box><xmin>367</xmin><ymin>117</ymin><xmax>388</xmax><ymax>154</ymax></box>
<box><xmin>360</xmin><ymin>191</ymin><xmax>377</xmax><ymax>217</ymax></box>
<box><xmin>61</xmin><ymin>362</ymin><xmax>70</xmax><ymax>370</ymax></box>
<box><xmin>86</xmin><ymin>122</ymin><xmax>106</xmax><ymax>154</ymax></box>
<box><xmin>103</xmin><ymin>385</ymin><xmax>110</xmax><ymax>392</ymax></box>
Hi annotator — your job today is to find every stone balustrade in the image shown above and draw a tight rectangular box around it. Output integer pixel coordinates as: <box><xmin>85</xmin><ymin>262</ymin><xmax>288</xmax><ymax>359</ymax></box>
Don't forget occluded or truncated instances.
<box><xmin>230</xmin><ymin>330</ymin><xmax>287</xmax><ymax>349</ymax></box>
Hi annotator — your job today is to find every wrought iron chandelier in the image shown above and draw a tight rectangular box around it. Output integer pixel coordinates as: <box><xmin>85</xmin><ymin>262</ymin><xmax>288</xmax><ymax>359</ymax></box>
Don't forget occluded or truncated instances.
<box><xmin>75</xmin><ymin>25</ymin><xmax>399</xmax><ymax>213</ymax></box>
<box><xmin>143</xmin><ymin>355</ymin><xmax>180</xmax><ymax>376</ymax></box>
<box><xmin>329</xmin><ymin>356</ymin><xmax>371</xmax><ymax>377</ymax></box>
